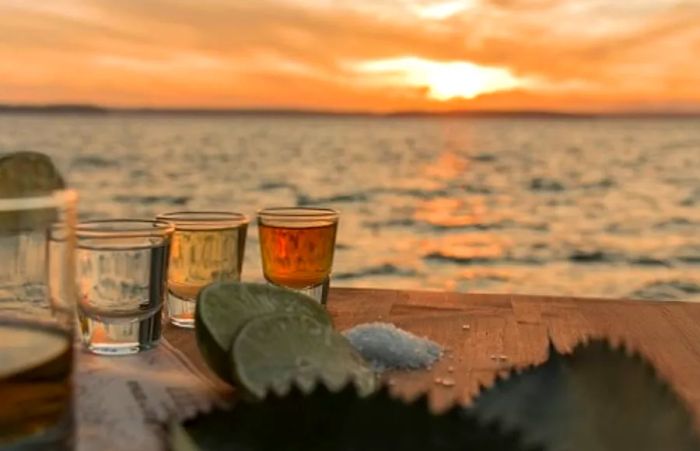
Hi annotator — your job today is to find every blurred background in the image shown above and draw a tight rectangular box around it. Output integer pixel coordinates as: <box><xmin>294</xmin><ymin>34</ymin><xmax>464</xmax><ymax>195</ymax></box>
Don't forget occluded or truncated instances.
<box><xmin>1</xmin><ymin>0</ymin><xmax>698</xmax><ymax>300</ymax></box>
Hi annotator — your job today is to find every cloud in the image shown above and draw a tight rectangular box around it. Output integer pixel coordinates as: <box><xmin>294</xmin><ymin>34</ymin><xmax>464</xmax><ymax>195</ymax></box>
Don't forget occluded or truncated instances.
<box><xmin>355</xmin><ymin>57</ymin><xmax>528</xmax><ymax>100</ymax></box>
<box><xmin>412</xmin><ymin>0</ymin><xmax>475</xmax><ymax>19</ymax></box>
<box><xmin>0</xmin><ymin>0</ymin><xmax>698</xmax><ymax>110</ymax></box>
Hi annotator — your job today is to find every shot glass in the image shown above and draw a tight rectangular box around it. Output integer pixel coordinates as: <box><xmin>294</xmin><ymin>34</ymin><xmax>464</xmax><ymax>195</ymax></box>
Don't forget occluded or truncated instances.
<box><xmin>76</xmin><ymin>219</ymin><xmax>173</xmax><ymax>355</ymax></box>
<box><xmin>156</xmin><ymin>211</ymin><xmax>249</xmax><ymax>328</ymax></box>
<box><xmin>0</xmin><ymin>189</ymin><xmax>77</xmax><ymax>450</ymax></box>
<box><xmin>257</xmin><ymin>207</ymin><xmax>339</xmax><ymax>304</ymax></box>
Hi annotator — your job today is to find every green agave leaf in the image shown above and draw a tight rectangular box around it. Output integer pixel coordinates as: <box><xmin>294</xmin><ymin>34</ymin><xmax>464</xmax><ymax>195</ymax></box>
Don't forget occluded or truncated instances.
<box><xmin>170</xmin><ymin>384</ymin><xmax>540</xmax><ymax>451</ymax></box>
<box><xmin>469</xmin><ymin>339</ymin><xmax>700</xmax><ymax>451</ymax></box>
<box><xmin>195</xmin><ymin>282</ymin><xmax>332</xmax><ymax>383</ymax></box>
<box><xmin>0</xmin><ymin>151</ymin><xmax>65</xmax><ymax>233</ymax></box>
<box><xmin>170</xmin><ymin>422</ymin><xmax>200</xmax><ymax>451</ymax></box>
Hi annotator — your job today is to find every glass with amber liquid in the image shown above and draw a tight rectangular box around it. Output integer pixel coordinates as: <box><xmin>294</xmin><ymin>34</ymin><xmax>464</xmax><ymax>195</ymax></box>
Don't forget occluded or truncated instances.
<box><xmin>258</xmin><ymin>207</ymin><xmax>339</xmax><ymax>304</ymax></box>
<box><xmin>0</xmin><ymin>190</ymin><xmax>77</xmax><ymax>450</ymax></box>
<box><xmin>156</xmin><ymin>211</ymin><xmax>249</xmax><ymax>328</ymax></box>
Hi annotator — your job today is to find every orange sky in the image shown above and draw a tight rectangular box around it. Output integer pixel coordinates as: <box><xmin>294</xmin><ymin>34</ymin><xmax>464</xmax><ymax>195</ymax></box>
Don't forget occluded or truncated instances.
<box><xmin>1</xmin><ymin>0</ymin><xmax>699</xmax><ymax>112</ymax></box>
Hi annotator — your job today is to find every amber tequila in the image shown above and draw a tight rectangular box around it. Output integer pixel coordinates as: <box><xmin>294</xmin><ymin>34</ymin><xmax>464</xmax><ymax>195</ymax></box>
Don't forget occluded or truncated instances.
<box><xmin>258</xmin><ymin>208</ymin><xmax>338</xmax><ymax>304</ymax></box>
<box><xmin>0</xmin><ymin>190</ymin><xmax>77</xmax><ymax>450</ymax></box>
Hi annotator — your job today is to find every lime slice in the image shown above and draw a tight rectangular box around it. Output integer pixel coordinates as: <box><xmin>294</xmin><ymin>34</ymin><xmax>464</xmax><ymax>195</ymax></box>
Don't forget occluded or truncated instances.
<box><xmin>195</xmin><ymin>282</ymin><xmax>331</xmax><ymax>383</ymax></box>
<box><xmin>231</xmin><ymin>313</ymin><xmax>377</xmax><ymax>399</ymax></box>
<box><xmin>0</xmin><ymin>151</ymin><xmax>65</xmax><ymax>232</ymax></box>
<box><xmin>0</xmin><ymin>151</ymin><xmax>65</xmax><ymax>197</ymax></box>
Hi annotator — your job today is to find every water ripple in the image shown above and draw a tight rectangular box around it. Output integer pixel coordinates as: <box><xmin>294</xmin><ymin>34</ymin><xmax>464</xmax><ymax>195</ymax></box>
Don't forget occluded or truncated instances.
<box><xmin>630</xmin><ymin>280</ymin><xmax>700</xmax><ymax>301</ymax></box>
<box><xmin>2</xmin><ymin>115</ymin><xmax>698</xmax><ymax>301</ymax></box>
<box><xmin>113</xmin><ymin>194</ymin><xmax>190</xmax><ymax>205</ymax></box>
<box><xmin>334</xmin><ymin>263</ymin><xmax>418</xmax><ymax>280</ymax></box>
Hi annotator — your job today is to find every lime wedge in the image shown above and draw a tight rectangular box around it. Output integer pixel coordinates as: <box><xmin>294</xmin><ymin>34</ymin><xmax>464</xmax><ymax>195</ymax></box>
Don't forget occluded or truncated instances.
<box><xmin>231</xmin><ymin>313</ymin><xmax>376</xmax><ymax>399</ymax></box>
<box><xmin>0</xmin><ymin>151</ymin><xmax>65</xmax><ymax>197</ymax></box>
<box><xmin>0</xmin><ymin>151</ymin><xmax>66</xmax><ymax>232</ymax></box>
<box><xmin>195</xmin><ymin>282</ymin><xmax>331</xmax><ymax>383</ymax></box>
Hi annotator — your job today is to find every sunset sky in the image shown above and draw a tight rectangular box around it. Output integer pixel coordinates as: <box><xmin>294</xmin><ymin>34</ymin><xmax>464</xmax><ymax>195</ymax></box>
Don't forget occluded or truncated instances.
<box><xmin>1</xmin><ymin>0</ymin><xmax>699</xmax><ymax>112</ymax></box>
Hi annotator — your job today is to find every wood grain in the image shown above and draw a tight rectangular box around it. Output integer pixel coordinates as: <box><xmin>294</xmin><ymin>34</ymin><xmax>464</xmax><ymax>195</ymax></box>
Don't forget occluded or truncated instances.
<box><xmin>165</xmin><ymin>287</ymin><xmax>700</xmax><ymax>426</ymax></box>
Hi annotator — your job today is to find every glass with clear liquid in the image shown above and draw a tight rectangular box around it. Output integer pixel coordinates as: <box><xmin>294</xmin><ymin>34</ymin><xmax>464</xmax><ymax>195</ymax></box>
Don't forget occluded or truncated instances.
<box><xmin>76</xmin><ymin>220</ymin><xmax>173</xmax><ymax>355</ymax></box>
<box><xmin>156</xmin><ymin>211</ymin><xmax>248</xmax><ymax>328</ymax></box>
<box><xmin>0</xmin><ymin>190</ymin><xmax>77</xmax><ymax>450</ymax></box>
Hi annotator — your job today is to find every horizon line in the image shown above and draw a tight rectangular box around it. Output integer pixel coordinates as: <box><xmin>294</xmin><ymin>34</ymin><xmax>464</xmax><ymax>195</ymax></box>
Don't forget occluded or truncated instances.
<box><xmin>1</xmin><ymin>103</ymin><xmax>700</xmax><ymax>118</ymax></box>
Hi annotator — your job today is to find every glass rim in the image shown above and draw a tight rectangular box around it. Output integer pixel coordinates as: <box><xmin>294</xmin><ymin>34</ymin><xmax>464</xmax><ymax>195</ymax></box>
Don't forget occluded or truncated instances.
<box><xmin>0</xmin><ymin>189</ymin><xmax>77</xmax><ymax>212</ymax></box>
<box><xmin>76</xmin><ymin>219</ymin><xmax>174</xmax><ymax>239</ymax></box>
<box><xmin>257</xmin><ymin>207</ymin><xmax>339</xmax><ymax>221</ymax></box>
<box><xmin>156</xmin><ymin>210</ymin><xmax>249</xmax><ymax>230</ymax></box>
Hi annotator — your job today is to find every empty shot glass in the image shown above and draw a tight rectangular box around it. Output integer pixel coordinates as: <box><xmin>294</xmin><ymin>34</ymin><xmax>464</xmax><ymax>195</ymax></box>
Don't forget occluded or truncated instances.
<box><xmin>156</xmin><ymin>211</ymin><xmax>249</xmax><ymax>328</ymax></box>
<box><xmin>257</xmin><ymin>207</ymin><xmax>339</xmax><ymax>305</ymax></box>
<box><xmin>76</xmin><ymin>219</ymin><xmax>173</xmax><ymax>355</ymax></box>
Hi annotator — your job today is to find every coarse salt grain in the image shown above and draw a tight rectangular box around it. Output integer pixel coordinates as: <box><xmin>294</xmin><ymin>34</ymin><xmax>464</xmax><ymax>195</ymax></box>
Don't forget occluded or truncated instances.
<box><xmin>441</xmin><ymin>377</ymin><xmax>456</xmax><ymax>387</ymax></box>
<box><xmin>343</xmin><ymin>322</ymin><xmax>443</xmax><ymax>372</ymax></box>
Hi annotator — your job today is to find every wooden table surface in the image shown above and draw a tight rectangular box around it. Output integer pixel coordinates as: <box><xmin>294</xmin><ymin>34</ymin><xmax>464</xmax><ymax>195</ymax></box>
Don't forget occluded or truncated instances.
<box><xmin>165</xmin><ymin>287</ymin><xmax>700</xmax><ymax>426</ymax></box>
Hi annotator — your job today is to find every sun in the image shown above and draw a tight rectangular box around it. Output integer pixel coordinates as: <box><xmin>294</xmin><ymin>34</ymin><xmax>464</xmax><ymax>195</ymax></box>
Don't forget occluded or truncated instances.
<box><xmin>356</xmin><ymin>57</ymin><xmax>526</xmax><ymax>101</ymax></box>
<box><xmin>422</xmin><ymin>62</ymin><xmax>511</xmax><ymax>100</ymax></box>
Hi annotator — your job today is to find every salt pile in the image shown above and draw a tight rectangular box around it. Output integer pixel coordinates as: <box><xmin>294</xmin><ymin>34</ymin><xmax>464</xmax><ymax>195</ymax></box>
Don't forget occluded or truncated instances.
<box><xmin>343</xmin><ymin>322</ymin><xmax>443</xmax><ymax>372</ymax></box>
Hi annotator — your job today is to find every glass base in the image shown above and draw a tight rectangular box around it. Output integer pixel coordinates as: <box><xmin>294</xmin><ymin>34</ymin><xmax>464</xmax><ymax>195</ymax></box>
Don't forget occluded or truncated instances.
<box><xmin>79</xmin><ymin>308</ymin><xmax>163</xmax><ymax>355</ymax></box>
<box><xmin>3</xmin><ymin>408</ymin><xmax>74</xmax><ymax>451</ymax></box>
<box><xmin>167</xmin><ymin>292</ymin><xmax>196</xmax><ymax>328</ymax></box>
<box><xmin>269</xmin><ymin>277</ymin><xmax>329</xmax><ymax>305</ymax></box>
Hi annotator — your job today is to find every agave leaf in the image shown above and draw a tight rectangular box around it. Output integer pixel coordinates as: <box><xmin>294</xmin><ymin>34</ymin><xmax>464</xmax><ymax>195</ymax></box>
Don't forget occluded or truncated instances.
<box><xmin>0</xmin><ymin>151</ymin><xmax>65</xmax><ymax>233</ymax></box>
<box><xmin>469</xmin><ymin>339</ymin><xmax>700</xmax><ymax>451</ymax></box>
<box><xmin>170</xmin><ymin>422</ymin><xmax>200</xmax><ymax>451</ymax></box>
<box><xmin>170</xmin><ymin>384</ymin><xmax>539</xmax><ymax>451</ymax></box>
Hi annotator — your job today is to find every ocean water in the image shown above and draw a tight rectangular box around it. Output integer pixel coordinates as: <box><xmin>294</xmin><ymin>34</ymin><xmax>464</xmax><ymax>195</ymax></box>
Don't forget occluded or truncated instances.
<box><xmin>1</xmin><ymin>114</ymin><xmax>698</xmax><ymax>301</ymax></box>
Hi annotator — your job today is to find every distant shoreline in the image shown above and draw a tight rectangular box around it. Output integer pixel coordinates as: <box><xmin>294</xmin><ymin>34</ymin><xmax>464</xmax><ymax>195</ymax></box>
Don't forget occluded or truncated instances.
<box><xmin>1</xmin><ymin>104</ymin><xmax>699</xmax><ymax>119</ymax></box>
